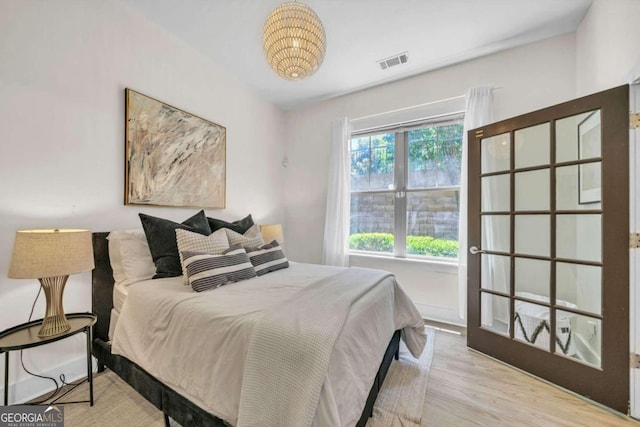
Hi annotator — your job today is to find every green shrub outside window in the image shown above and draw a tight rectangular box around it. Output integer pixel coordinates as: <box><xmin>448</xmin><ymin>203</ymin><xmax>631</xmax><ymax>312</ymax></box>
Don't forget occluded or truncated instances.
<box><xmin>349</xmin><ymin>233</ymin><xmax>458</xmax><ymax>258</ymax></box>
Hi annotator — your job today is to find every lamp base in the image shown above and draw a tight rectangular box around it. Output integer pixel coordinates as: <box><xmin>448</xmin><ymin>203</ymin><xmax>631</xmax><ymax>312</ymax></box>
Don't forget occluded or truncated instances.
<box><xmin>38</xmin><ymin>276</ymin><xmax>71</xmax><ymax>337</ymax></box>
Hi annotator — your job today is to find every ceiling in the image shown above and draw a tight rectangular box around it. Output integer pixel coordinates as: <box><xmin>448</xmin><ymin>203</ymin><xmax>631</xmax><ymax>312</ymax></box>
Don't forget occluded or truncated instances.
<box><xmin>121</xmin><ymin>0</ymin><xmax>592</xmax><ymax>110</ymax></box>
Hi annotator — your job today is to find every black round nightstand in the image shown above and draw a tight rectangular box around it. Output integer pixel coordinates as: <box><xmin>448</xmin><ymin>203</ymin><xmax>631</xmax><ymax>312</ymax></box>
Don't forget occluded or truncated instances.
<box><xmin>0</xmin><ymin>312</ymin><xmax>97</xmax><ymax>406</ymax></box>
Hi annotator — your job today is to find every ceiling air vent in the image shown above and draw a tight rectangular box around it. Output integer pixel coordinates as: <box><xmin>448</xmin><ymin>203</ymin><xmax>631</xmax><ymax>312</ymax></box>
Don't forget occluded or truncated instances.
<box><xmin>378</xmin><ymin>52</ymin><xmax>409</xmax><ymax>70</ymax></box>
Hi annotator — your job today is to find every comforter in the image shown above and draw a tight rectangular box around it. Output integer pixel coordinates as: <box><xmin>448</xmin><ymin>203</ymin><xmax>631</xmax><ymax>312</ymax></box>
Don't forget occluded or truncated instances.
<box><xmin>112</xmin><ymin>262</ymin><xmax>425</xmax><ymax>426</ymax></box>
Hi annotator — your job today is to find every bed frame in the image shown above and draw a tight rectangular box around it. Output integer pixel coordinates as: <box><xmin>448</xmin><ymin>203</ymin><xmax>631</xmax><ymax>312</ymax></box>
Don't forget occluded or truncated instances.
<box><xmin>91</xmin><ymin>232</ymin><xmax>400</xmax><ymax>427</ymax></box>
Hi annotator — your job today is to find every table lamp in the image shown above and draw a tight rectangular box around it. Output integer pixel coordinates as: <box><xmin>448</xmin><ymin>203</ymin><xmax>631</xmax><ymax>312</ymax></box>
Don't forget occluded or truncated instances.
<box><xmin>8</xmin><ymin>229</ymin><xmax>94</xmax><ymax>337</ymax></box>
<box><xmin>259</xmin><ymin>224</ymin><xmax>284</xmax><ymax>245</ymax></box>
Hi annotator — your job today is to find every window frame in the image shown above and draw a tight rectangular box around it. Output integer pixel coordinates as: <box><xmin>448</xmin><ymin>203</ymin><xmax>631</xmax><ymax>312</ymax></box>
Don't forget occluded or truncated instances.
<box><xmin>349</xmin><ymin>113</ymin><xmax>464</xmax><ymax>262</ymax></box>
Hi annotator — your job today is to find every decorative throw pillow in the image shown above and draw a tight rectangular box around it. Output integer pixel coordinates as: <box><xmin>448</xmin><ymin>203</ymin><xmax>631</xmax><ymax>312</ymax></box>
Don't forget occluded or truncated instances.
<box><xmin>107</xmin><ymin>229</ymin><xmax>156</xmax><ymax>286</ymax></box>
<box><xmin>246</xmin><ymin>240</ymin><xmax>289</xmax><ymax>276</ymax></box>
<box><xmin>176</xmin><ymin>228</ymin><xmax>230</xmax><ymax>285</ymax></box>
<box><xmin>181</xmin><ymin>245</ymin><xmax>257</xmax><ymax>292</ymax></box>
<box><xmin>225</xmin><ymin>224</ymin><xmax>265</xmax><ymax>248</ymax></box>
<box><xmin>207</xmin><ymin>214</ymin><xmax>254</xmax><ymax>234</ymax></box>
<box><xmin>139</xmin><ymin>210</ymin><xmax>212</xmax><ymax>279</ymax></box>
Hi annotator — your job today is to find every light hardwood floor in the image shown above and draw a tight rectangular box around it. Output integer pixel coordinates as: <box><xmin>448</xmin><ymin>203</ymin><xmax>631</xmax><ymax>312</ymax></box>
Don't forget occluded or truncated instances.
<box><xmin>42</xmin><ymin>323</ymin><xmax>640</xmax><ymax>426</ymax></box>
<box><xmin>423</xmin><ymin>324</ymin><xmax>640</xmax><ymax>427</ymax></box>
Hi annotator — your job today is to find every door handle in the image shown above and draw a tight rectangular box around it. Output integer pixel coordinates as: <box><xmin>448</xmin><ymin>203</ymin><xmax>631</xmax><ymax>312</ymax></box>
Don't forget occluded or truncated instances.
<box><xmin>469</xmin><ymin>246</ymin><xmax>485</xmax><ymax>255</ymax></box>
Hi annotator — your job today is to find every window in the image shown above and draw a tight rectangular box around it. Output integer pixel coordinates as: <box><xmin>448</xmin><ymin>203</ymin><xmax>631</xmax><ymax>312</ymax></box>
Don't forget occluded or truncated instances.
<box><xmin>349</xmin><ymin>116</ymin><xmax>464</xmax><ymax>260</ymax></box>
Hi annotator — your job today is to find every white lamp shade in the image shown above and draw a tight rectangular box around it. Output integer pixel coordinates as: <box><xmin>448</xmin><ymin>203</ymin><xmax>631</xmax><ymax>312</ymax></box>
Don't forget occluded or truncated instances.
<box><xmin>259</xmin><ymin>224</ymin><xmax>284</xmax><ymax>244</ymax></box>
<box><xmin>8</xmin><ymin>229</ymin><xmax>95</xmax><ymax>279</ymax></box>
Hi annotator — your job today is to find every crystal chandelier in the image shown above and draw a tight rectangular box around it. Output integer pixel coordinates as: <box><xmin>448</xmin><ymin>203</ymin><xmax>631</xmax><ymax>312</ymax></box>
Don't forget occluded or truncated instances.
<box><xmin>262</xmin><ymin>2</ymin><xmax>326</xmax><ymax>80</ymax></box>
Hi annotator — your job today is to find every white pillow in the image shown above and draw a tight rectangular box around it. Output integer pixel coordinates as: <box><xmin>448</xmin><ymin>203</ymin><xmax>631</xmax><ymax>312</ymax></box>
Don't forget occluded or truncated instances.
<box><xmin>225</xmin><ymin>224</ymin><xmax>265</xmax><ymax>248</ymax></box>
<box><xmin>176</xmin><ymin>228</ymin><xmax>230</xmax><ymax>285</ymax></box>
<box><xmin>107</xmin><ymin>229</ymin><xmax>156</xmax><ymax>286</ymax></box>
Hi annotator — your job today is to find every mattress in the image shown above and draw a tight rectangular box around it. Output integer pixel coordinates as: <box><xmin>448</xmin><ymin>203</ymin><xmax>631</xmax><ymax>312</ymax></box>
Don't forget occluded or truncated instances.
<box><xmin>111</xmin><ymin>262</ymin><xmax>425</xmax><ymax>427</ymax></box>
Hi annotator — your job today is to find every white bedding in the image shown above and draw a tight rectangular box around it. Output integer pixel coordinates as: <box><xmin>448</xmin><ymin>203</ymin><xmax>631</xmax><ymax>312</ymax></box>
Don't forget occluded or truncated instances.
<box><xmin>111</xmin><ymin>262</ymin><xmax>426</xmax><ymax>426</ymax></box>
<box><xmin>107</xmin><ymin>282</ymin><xmax>129</xmax><ymax>342</ymax></box>
<box><xmin>113</xmin><ymin>281</ymin><xmax>128</xmax><ymax>312</ymax></box>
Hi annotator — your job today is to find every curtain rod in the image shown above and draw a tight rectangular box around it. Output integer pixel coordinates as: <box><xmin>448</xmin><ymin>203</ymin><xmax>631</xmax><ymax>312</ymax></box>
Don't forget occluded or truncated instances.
<box><xmin>350</xmin><ymin>87</ymin><xmax>501</xmax><ymax>123</ymax></box>
<box><xmin>350</xmin><ymin>94</ymin><xmax>464</xmax><ymax>122</ymax></box>
<box><xmin>351</xmin><ymin>111</ymin><xmax>465</xmax><ymax>136</ymax></box>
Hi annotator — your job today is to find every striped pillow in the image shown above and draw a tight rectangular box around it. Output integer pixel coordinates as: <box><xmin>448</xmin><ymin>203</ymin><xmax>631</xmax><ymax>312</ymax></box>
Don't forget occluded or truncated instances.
<box><xmin>181</xmin><ymin>245</ymin><xmax>256</xmax><ymax>292</ymax></box>
<box><xmin>176</xmin><ymin>228</ymin><xmax>230</xmax><ymax>285</ymax></box>
<box><xmin>246</xmin><ymin>240</ymin><xmax>289</xmax><ymax>276</ymax></box>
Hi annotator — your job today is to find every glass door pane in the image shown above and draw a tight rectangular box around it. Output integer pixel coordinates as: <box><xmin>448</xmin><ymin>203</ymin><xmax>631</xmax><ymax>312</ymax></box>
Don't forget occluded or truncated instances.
<box><xmin>482</xmin><ymin>174</ymin><xmax>510</xmax><ymax>212</ymax></box>
<box><xmin>482</xmin><ymin>215</ymin><xmax>510</xmax><ymax>253</ymax></box>
<box><xmin>481</xmin><ymin>293</ymin><xmax>510</xmax><ymax>336</ymax></box>
<box><xmin>515</xmin><ymin>169</ymin><xmax>549</xmax><ymax>211</ymax></box>
<box><xmin>556</xmin><ymin>262</ymin><xmax>602</xmax><ymax>315</ymax></box>
<box><xmin>515</xmin><ymin>215</ymin><xmax>550</xmax><ymax>256</ymax></box>
<box><xmin>555</xmin><ymin>310</ymin><xmax>601</xmax><ymax>368</ymax></box>
<box><xmin>515</xmin><ymin>123</ymin><xmax>550</xmax><ymax>169</ymax></box>
<box><xmin>556</xmin><ymin>110</ymin><xmax>601</xmax><ymax>163</ymax></box>
<box><xmin>481</xmin><ymin>254</ymin><xmax>510</xmax><ymax>292</ymax></box>
<box><xmin>556</xmin><ymin>164</ymin><xmax>602</xmax><ymax>210</ymax></box>
<box><xmin>481</xmin><ymin>133</ymin><xmax>510</xmax><ymax>173</ymax></box>
<box><xmin>514</xmin><ymin>300</ymin><xmax>550</xmax><ymax>351</ymax></box>
<box><xmin>515</xmin><ymin>258</ymin><xmax>550</xmax><ymax>301</ymax></box>
<box><xmin>556</xmin><ymin>214</ymin><xmax>602</xmax><ymax>262</ymax></box>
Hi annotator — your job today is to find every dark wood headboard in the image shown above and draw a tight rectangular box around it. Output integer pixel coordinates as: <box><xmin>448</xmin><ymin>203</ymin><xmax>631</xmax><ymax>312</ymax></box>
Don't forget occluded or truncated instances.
<box><xmin>92</xmin><ymin>232</ymin><xmax>114</xmax><ymax>342</ymax></box>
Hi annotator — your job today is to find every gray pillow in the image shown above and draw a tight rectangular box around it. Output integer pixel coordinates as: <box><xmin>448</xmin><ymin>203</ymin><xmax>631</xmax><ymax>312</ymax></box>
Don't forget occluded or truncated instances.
<box><xmin>139</xmin><ymin>210</ymin><xmax>212</xmax><ymax>278</ymax></box>
<box><xmin>207</xmin><ymin>214</ymin><xmax>254</xmax><ymax>234</ymax></box>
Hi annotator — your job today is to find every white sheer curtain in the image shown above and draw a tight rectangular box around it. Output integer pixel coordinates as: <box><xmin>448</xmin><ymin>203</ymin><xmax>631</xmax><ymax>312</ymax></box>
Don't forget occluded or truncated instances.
<box><xmin>458</xmin><ymin>87</ymin><xmax>493</xmax><ymax>319</ymax></box>
<box><xmin>322</xmin><ymin>117</ymin><xmax>351</xmax><ymax>267</ymax></box>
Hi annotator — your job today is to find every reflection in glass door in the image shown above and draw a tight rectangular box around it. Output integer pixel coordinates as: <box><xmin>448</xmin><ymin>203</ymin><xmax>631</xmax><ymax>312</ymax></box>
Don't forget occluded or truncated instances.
<box><xmin>467</xmin><ymin>85</ymin><xmax>629</xmax><ymax>413</ymax></box>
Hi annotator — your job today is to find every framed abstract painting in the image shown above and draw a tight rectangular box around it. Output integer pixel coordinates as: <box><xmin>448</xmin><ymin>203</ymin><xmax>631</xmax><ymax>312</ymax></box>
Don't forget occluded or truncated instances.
<box><xmin>125</xmin><ymin>88</ymin><xmax>226</xmax><ymax>208</ymax></box>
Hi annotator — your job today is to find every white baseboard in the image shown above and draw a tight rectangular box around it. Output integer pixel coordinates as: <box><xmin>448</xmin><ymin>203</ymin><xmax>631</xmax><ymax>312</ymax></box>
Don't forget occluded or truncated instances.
<box><xmin>415</xmin><ymin>303</ymin><xmax>466</xmax><ymax>327</ymax></box>
<box><xmin>0</xmin><ymin>356</ymin><xmax>91</xmax><ymax>404</ymax></box>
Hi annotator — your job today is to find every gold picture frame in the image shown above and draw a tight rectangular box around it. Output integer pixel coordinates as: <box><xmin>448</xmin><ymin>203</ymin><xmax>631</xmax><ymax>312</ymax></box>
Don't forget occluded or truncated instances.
<box><xmin>125</xmin><ymin>89</ymin><xmax>226</xmax><ymax>208</ymax></box>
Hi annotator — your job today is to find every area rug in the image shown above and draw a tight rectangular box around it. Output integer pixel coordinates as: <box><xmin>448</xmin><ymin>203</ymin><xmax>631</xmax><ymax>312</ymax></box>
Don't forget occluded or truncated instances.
<box><xmin>366</xmin><ymin>326</ymin><xmax>436</xmax><ymax>427</ymax></box>
<box><xmin>62</xmin><ymin>327</ymin><xmax>435</xmax><ymax>426</ymax></box>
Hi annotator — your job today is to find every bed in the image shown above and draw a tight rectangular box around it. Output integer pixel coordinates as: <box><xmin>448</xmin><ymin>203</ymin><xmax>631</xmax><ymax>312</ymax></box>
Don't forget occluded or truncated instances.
<box><xmin>91</xmin><ymin>232</ymin><xmax>426</xmax><ymax>427</ymax></box>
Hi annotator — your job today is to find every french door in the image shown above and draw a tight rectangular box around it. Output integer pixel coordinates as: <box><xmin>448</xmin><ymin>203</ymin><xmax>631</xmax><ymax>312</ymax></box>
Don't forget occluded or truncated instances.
<box><xmin>467</xmin><ymin>85</ymin><xmax>629</xmax><ymax>412</ymax></box>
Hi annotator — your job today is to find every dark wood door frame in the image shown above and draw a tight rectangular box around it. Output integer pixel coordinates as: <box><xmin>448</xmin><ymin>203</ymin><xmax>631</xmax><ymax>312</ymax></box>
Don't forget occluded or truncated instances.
<box><xmin>467</xmin><ymin>85</ymin><xmax>629</xmax><ymax>413</ymax></box>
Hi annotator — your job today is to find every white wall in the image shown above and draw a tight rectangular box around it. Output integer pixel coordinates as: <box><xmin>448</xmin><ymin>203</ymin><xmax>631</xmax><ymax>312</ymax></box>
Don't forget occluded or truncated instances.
<box><xmin>0</xmin><ymin>0</ymin><xmax>285</xmax><ymax>402</ymax></box>
<box><xmin>283</xmin><ymin>33</ymin><xmax>578</xmax><ymax>322</ymax></box>
<box><xmin>576</xmin><ymin>0</ymin><xmax>640</xmax><ymax>95</ymax></box>
<box><xmin>576</xmin><ymin>0</ymin><xmax>640</xmax><ymax>417</ymax></box>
